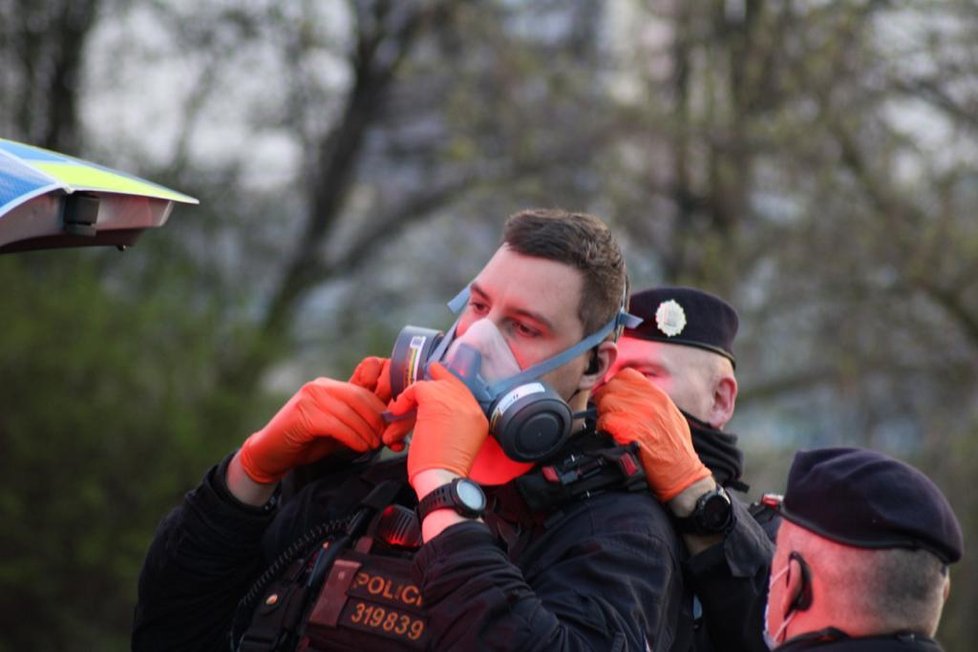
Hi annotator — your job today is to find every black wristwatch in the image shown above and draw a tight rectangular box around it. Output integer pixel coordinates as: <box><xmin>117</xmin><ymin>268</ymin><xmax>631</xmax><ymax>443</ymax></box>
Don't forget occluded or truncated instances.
<box><xmin>416</xmin><ymin>478</ymin><xmax>487</xmax><ymax>521</ymax></box>
<box><xmin>674</xmin><ymin>485</ymin><xmax>734</xmax><ymax>535</ymax></box>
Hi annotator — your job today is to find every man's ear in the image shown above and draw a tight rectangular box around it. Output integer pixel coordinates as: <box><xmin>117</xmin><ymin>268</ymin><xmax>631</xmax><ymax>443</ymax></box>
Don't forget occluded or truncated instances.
<box><xmin>786</xmin><ymin>552</ymin><xmax>813</xmax><ymax>612</ymax></box>
<box><xmin>579</xmin><ymin>341</ymin><xmax>617</xmax><ymax>390</ymax></box>
<box><xmin>707</xmin><ymin>374</ymin><xmax>738</xmax><ymax>429</ymax></box>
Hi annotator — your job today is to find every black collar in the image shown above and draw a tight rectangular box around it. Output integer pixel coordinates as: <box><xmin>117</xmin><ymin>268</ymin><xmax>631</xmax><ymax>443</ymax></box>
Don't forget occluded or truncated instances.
<box><xmin>779</xmin><ymin>629</ymin><xmax>943</xmax><ymax>651</ymax></box>
<box><xmin>683</xmin><ymin>411</ymin><xmax>748</xmax><ymax>492</ymax></box>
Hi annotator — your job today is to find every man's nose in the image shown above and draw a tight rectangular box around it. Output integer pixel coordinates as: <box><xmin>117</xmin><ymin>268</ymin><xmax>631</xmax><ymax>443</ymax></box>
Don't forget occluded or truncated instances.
<box><xmin>459</xmin><ymin>313</ymin><xmax>503</xmax><ymax>338</ymax></box>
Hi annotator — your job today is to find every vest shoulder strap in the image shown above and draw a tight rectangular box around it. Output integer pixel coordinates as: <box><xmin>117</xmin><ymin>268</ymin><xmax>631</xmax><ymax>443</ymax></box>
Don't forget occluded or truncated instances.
<box><xmin>515</xmin><ymin>441</ymin><xmax>647</xmax><ymax>513</ymax></box>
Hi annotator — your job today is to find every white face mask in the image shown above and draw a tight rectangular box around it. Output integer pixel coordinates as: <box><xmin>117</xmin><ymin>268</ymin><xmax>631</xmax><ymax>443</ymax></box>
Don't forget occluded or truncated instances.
<box><xmin>443</xmin><ymin>318</ymin><xmax>522</xmax><ymax>384</ymax></box>
<box><xmin>763</xmin><ymin>562</ymin><xmax>795</xmax><ymax>650</ymax></box>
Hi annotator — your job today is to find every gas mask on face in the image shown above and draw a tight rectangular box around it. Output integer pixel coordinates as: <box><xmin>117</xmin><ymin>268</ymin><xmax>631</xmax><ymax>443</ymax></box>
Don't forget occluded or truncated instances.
<box><xmin>389</xmin><ymin>287</ymin><xmax>641</xmax><ymax>462</ymax></box>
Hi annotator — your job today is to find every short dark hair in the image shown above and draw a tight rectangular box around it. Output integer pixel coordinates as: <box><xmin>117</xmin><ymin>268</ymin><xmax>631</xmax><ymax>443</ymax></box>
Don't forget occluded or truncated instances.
<box><xmin>872</xmin><ymin>548</ymin><xmax>948</xmax><ymax>635</ymax></box>
<box><xmin>502</xmin><ymin>208</ymin><xmax>628</xmax><ymax>336</ymax></box>
<box><xmin>779</xmin><ymin>521</ymin><xmax>949</xmax><ymax>637</ymax></box>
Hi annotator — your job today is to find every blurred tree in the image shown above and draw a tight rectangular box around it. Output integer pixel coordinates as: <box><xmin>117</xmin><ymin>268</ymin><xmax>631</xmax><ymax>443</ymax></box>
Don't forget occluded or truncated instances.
<box><xmin>0</xmin><ymin>0</ymin><xmax>101</xmax><ymax>152</ymax></box>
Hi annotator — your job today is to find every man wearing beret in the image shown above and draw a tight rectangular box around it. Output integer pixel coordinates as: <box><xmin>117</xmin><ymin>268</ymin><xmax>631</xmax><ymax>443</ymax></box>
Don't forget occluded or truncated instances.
<box><xmin>765</xmin><ymin>447</ymin><xmax>963</xmax><ymax>650</ymax></box>
<box><xmin>593</xmin><ymin>286</ymin><xmax>774</xmax><ymax>651</ymax></box>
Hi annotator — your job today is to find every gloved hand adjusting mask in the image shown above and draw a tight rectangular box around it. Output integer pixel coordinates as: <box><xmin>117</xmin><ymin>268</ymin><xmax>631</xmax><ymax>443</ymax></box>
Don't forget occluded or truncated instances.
<box><xmin>389</xmin><ymin>287</ymin><xmax>641</xmax><ymax>462</ymax></box>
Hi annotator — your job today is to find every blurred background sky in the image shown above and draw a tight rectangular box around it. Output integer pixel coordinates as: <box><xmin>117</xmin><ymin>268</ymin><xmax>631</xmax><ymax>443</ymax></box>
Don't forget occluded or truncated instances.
<box><xmin>1</xmin><ymin>1</ymin><xmax>977</xmax><ymax>649</ymax></box>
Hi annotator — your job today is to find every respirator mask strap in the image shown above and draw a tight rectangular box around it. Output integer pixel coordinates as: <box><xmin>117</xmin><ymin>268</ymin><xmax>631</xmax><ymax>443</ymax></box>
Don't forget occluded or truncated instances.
<box><xmin>424</xmin><ymin>286</ymin><xmax>470</xmax><ymax>363</ymax></box>
<box><xmin>487</xmin><ymin>308</ymin><xmax>642</xmax><ymax>397</ymax></box>
<box><xmin>480</xmin><ymin>307</ymin><xmax>640</xmax><ymax>462</ymax></box>
<box><xmin>422</xmin><ymin>285</ymin><xmax>644</xmax><ymax>394</ymax></box>
<box><xmin>446</xmin><ymin>286</ymin><xmax>643</xmax><ymax>393</ymax></box>
<box><xmin>390</xmin><ymin>285</ymin><xmax>642</xmax><ymax>460</ymax></box>
<box><xmin>446</xmin><ymin>286</ymin><xmax>470</xmax><ymax>315</ymax></box>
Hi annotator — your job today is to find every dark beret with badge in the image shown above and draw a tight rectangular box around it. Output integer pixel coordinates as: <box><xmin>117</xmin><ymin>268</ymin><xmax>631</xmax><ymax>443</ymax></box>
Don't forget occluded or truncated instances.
<box><xmin>625</xmin><ymin>286</ymin><xmax>739</xmax><ymax>366</ymax></box>
<box><xmin>777</xmin><ymin>447</ymin><xmax>964</xmax><ymax>564</ymax></box>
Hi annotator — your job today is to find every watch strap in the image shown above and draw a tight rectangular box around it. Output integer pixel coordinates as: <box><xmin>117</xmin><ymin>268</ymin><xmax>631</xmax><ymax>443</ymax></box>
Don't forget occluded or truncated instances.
<box><xmin>416</xmin><ymin>478</ymin><xmax>486</xmax><ymax>521</ymax></box>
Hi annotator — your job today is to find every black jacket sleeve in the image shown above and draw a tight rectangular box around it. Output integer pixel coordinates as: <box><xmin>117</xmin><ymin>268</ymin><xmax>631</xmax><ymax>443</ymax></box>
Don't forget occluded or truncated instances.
<box><xmin>132</xmin><ymin>455</ymin><xmax>275</xmax><ymax>652</ymax></box>
<box><xmin>413</xmin><ymin>491</ymin><xmax>690</xmax><ymax>651</ymax></box>
<box><xmin>687</xmin><ymin>497</ymin><xmax>774</xmax><ymax>652</ymax></box>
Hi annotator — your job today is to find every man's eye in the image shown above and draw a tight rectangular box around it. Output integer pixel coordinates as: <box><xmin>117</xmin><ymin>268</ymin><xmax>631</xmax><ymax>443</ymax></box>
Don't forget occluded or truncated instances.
<box><xmin>469</xmin><ymin>301</ymin><xmax>489</xmax><ymax>315</ymax></box>
<box><xmin>513</xmin><ymin>322</ymin><xmax>540</xmax><ymax>338</ymax></box>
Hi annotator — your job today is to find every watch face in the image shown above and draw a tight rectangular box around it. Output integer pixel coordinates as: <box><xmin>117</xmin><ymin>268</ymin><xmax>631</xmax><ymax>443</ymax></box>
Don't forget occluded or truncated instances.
<box><xmin>700</xmin><ymin>491</ymin><xmax>732</xmax><ymax>530</ymax></box>
<box><xmin>456</xmin><ymin>480</ymin><xmax>487</xmax><ymax>512</ymax></box>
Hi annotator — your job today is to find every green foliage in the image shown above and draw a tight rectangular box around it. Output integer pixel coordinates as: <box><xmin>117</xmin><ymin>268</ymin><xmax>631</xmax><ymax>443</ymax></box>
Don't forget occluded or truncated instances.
<box><xmin>0</xmin><ymin>251</ymin><xmax>247</xmax><ymax>650</ymax></box>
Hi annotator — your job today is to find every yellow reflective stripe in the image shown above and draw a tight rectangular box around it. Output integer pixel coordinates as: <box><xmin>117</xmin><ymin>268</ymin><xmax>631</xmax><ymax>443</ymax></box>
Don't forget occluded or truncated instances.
<box><xmin>32</xmin><ymin>162</ymin><xmax>198</xmax><ymax>203</ymax></box>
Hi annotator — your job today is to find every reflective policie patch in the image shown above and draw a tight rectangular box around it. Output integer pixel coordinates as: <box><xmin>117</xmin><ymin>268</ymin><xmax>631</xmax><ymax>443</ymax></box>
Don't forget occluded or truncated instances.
<box><xmin>340</xmin><ymin>598</ymin><xmax>426</xmax><ymax>643</ymax></box>
<box><xmin>349</xmin><ymin>568</ymin><xmax>424</xmax><ymax>609</ymax></box>
<box><xmin>339</xmin><ymin>569</ymin><xmax>427</xmax><ymax>645</ymax></box>
<box><xmin>307</xmin><ymin>552</ymin><xmax>428</xmax><ymax>649</ymax></box>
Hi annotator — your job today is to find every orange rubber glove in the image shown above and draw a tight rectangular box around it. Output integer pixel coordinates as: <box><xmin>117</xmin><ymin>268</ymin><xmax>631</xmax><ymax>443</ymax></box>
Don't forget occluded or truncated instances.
<box><xmin>239</xmin><ymin>378</ymin><xmax>388</xmax><ymax>484</ymax></box>
<box><xmin>349</xmin><ymin>355</ymin><xmax>407</xmax><ymax>451</ymax></box>
<box><xmin>383</xmin><ymin>362</ymin><xmax>489</xmax><ymax>483</ymax></box>
<box><xmin>593</xmin><ymin>368</ymin><xmax>711</xmax><ymax>501</ymax></box>
<box><xmin>348</xmin><ymin>356</ymin><xmax>392</xmax><ymax>403</ymax></box>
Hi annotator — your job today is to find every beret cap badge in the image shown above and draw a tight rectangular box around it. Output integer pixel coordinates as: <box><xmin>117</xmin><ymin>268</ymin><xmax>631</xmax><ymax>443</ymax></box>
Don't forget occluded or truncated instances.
<box><xmin>655</xmin><ymin>299</ymin><xmax>687</xmax><ymax>337</ymax></box>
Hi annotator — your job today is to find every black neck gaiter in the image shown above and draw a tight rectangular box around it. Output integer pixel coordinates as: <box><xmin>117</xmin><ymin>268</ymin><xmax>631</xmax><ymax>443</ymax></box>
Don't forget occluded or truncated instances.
<box><xmin>683</xmin><ymin>411</ymin><xmax>749</xmax><ymax>492</ymax></box>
